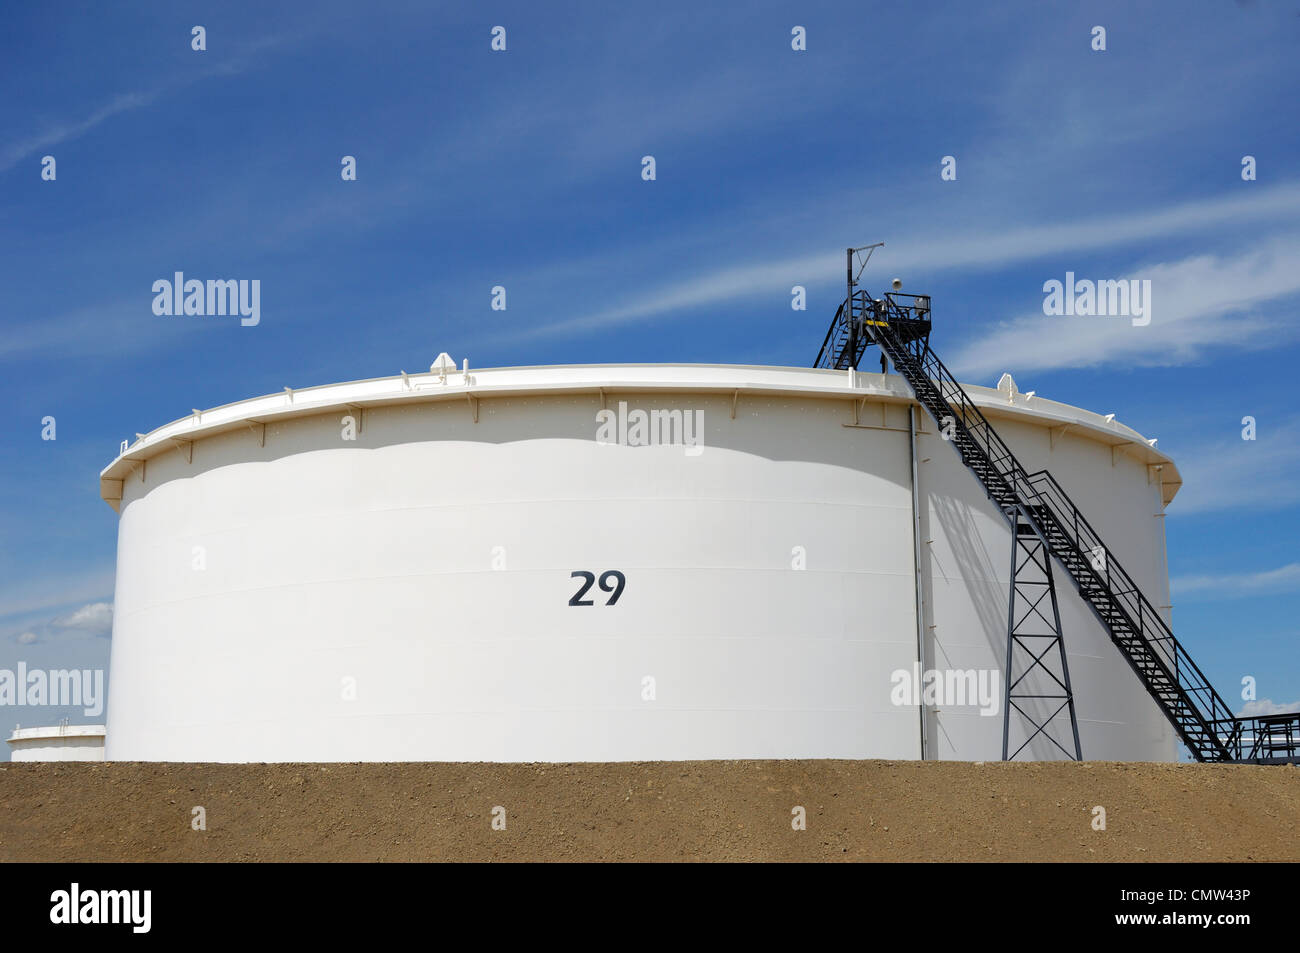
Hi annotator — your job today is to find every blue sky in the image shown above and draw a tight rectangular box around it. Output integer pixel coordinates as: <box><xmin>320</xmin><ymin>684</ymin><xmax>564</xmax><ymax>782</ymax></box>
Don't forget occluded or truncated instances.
<box><xmin>3</xmin><ymin>0</ymin><xmax>1299</xmax><ymax>753</ymax></box>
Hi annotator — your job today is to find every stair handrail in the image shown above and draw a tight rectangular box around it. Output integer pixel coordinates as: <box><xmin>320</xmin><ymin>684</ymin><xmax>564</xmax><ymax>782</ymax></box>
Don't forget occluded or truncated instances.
<box><xmin>868</xmin><ymin>300</ymin><xmax>1235</xmax><ymax>759</ymax></box>
<box><xmin>1022</xmin><ymin>469</ymin><xmax>1240</xmax><ymax>742</ymax></box>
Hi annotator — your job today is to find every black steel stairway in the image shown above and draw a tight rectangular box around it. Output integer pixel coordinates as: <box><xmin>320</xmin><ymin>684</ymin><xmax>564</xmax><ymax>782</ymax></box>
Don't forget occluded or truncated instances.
<box><xmin>822</xmin><ymin>288</ymin><xmax>1299</xmax><ymax>763</ymax></box>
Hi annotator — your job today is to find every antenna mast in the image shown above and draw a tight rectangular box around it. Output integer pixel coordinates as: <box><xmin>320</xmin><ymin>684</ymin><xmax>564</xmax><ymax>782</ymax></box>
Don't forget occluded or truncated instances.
<box><xmin>847</xmin><ymin>242</ymin><xmax>885</xmax><ymax>307</ymax></box>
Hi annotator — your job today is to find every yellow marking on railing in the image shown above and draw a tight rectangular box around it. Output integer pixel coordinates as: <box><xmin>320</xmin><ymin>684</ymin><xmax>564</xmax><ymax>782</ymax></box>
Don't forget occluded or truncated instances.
<box><xmin>865</xmin><ymin>319</ymin><xmax>890</xmax><ymax>327</ymax></box>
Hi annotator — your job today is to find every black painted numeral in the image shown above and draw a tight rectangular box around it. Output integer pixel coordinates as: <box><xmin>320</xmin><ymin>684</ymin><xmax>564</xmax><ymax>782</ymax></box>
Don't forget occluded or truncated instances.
<box><xmin>569</xmin><ymin>571</ymin><xmax>596</xmax><ymax>606</ymax></box>
<box><xmin>598</xmin><ymin>570</ymin><xmax>626</xmax><ymax>606</ymax></box>
<box><xmin>569</xmin><ymin>569</ymin><xmax>625</xmax><ymax>606</ymax></box>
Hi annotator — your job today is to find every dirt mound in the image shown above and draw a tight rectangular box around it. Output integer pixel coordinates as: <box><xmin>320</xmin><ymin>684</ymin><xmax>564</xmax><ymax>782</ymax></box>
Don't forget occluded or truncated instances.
<box><xmin>1</xmin><ymin>759</ymin><xmax>1295</xmax><ymax>862</ymax></box>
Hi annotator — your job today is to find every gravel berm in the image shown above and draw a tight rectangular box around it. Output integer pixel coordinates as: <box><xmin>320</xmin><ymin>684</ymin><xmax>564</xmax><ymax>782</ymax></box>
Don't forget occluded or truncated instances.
<box><xmin>2</xmin><ymin>760</ymin><xmax>1296</xmax><ymax>862</ymax></box>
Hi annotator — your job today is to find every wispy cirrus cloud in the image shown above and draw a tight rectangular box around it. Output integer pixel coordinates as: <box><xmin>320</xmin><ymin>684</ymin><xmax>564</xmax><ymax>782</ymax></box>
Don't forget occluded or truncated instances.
<box><xmin>1173</xmin><ymin>562</ymin><xmax>1300</xmax><ymax>599</ymax></box>
<box><xmin>0</xmin><ymin>92</ymin><xmax>159</xmax><ymax>173</ymax></box>
<box><xmin>0</xmin><ymin>297</ymin><xmax>203</xmax><ymax>362</ymax></box>
<box><xmin>0</xmin><ymin>567</ymin><xmax>115</xmax><ymax>626</ymax></box>
<box><xmin>1167</xmin><ymin>417</ymin><xmax>1300</xmax><ymax>515</ymax></box>
<box><xmin>512</xmin><ymin>182</ymin><xmax>1300</xmax><ymax>344</ymax></box>
<box><xmin>947</xmin><ymin>235</ymin><xmax>1300</xmax><ymax>379</ymax></box>
<box><xmin>0</xmin><ymin>33</ymin><xmax>296</xmax><ymax>174</ymax></box>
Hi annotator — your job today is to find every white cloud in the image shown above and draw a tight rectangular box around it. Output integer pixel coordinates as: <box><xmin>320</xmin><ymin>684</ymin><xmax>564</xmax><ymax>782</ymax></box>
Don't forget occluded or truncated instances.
<box><xmin>516</xmin><ymin>256</ymin><xmax>820</xmax><ymax>340</ymax></box>
<box><xmin>515</xmin><ymin>183</ymin><xmax>1300</xmax><ymax>344</ymax></box>
<box><xmin>1172</xmin><ymin>562</ymin><xmax>1300</xmax><ymax>599</ymax></box>
<box><xmin>1170</xmin><ymin>418</ymin><xmax>1300</xmax><ymax>514</ymax></box>
<box><xmin>3</xmin><ymin>601</ymin><xmax>114</xmax><ymax>648</ymax></box>
<box><xmin>946</xmin><ymin>236</ymin><xmax>1300</xmax><ymax>379</ymax></box>
<box><xmin>0</xmin><ymin>567</ymin><xmax>115</xmax><ymax>622</ymax></box>
<box><xmin>886</xmin><ymin>185</ymin><xmax>1300</xmax><ymax>277</ymax></box>
<box><xmin>0</xmin><ymin>93</ymin><xmax>156</xmax><ymax>172</ymax></box>
<box><xmin>0</xmin><ymin>296</ymin><xmax>204</xmax><ymax>363</ymax></box>
<box><xmin>1238</xmin><ymin>699</ymin><xmax>1300</xmax><ymax>717</ymax></box>
<box><xmin>52</xmin><ymin>602</ymin><xmax>114</xmax><ymax>633</ymax></box>
<box><xmin>0</xmin><ymin>34</ymin><xmax>295</xmax><ymax>174</ymax></box>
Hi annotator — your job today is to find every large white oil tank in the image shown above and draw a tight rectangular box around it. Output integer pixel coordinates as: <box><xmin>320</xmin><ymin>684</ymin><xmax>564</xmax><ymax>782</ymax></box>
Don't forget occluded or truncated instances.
<box><xmin>98</xmin><ymin>363</ymin><xmax>1180</xmax><ymax>762</ymax></box>
<box><xmin>7</xmin><ymin>725</ymin><xmax>107</xmax><ymax>762</ymax></box>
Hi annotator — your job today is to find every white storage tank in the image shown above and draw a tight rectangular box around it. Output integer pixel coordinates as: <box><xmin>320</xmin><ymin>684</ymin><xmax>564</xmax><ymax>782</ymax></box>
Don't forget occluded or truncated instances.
<box><xmin>98</xmin><ymin>363</ymin><xmax>1180</xmax><ymax>762</ymax></box>
<box><xmin>8</xmin><ymin>725</ymin><xmax>107</xmax><ymax>762</ymax></box>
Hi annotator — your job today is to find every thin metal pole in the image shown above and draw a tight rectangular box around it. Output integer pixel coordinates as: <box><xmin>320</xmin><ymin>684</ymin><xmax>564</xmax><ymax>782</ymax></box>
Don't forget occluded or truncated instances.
<box><xmin>1002</xmin><ymin>506</ymin><xmax>1018</xmax><ymax>761</ymax></box>
<box><xmin>909</xmin><ymin>405</ymin><xmax>927</xmax><ymax>760</ymax></box>
<box><xmin>1044</xmin><ymin>554</ymin><xmax>1083</xmax><ymax>760</ymax></box>
<box><xmin>846</xmin><ymin>248</ymin><xmax>856</xmax><ymax>369</ymax></box>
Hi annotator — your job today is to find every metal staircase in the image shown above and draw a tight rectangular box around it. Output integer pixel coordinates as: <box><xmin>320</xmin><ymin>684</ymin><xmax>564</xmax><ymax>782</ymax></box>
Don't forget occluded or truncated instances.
<box><xmin>817</xmin><ymin>277</ymin><xmax>1300</xmax><ymax>763</ymax></box>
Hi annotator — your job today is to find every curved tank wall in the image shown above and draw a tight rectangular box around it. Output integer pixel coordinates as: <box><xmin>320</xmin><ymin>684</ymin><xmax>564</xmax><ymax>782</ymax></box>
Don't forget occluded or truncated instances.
<box><xmin>99</xmin><ymin>364</ymin><xmax>1180</xmax><ymax>762</ymax></box>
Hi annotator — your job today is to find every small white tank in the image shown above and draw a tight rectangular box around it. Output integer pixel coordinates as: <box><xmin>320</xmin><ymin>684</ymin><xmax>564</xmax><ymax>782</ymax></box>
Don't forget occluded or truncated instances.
<box><xmin>7</xmin><ymin>725</ymin><xmax>106</xmax><ymax>762</ymax></box>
